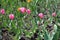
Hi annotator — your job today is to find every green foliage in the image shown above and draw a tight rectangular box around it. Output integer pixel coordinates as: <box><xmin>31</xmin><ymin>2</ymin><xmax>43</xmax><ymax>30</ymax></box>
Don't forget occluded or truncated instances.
<box><xmin>0</xmin><ymin>0</ymin><xmax>60</xmax><ymax>40</ymax></box>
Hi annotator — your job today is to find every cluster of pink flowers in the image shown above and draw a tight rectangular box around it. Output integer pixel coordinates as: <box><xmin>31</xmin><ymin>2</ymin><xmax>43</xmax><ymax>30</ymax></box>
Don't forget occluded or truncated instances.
<box><xmin>0</xmin><ymin>8</ymin><xmax>57</xmax><ymax>20</ymax></box>
<box><xmin>0</xmin><ymin>9</ymin><xmax>14</xmax><ymax>20</ymax></box>
<box><xmin>0</xmin><ymin>7</ymin><xmax>31</xmax><ymax>20</ymax></box>
<box><xmin>38</xmin><ymin>12</ymin><xmax>56</xmax><ymax>19</ymax></box>
<box><xmin>18</xmin><ymin>7</ymin><xmax>31</xmax><ymax>14</ymax></box>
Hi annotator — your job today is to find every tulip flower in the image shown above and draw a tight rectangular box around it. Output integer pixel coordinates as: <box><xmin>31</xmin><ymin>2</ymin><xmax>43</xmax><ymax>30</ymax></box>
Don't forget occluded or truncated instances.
<box><xmin>0</xmin><ymin>9</ymin><xmax>5</xmax><ymax>14</ymax></box>
<box><xmin>9</xmin><ymin>14</ymin><xmax>14</xmax><ymax>20</ymax></box>
<box><xmin>18</xmin><ymin>7</ymin><xmax>26</xmax><ymax>13</ymax></box>
<box><xmin>27</xmin><ymin>0</ymin><xmax>31</xmax><ymax>3</ymax></box>
<box><xmin>38</xmin><ymin>13</ymin><xmax>44</xmax><ymax>19</ymax></box>
<box><xmin>26</xmin><ymin>9</ymin><xmax>31</xmax><ymax>14</ymax></box>
<box><xmin>52</xmin><ymin>12</ymin><xmax>56</xmax><ymax>17</ymax></box>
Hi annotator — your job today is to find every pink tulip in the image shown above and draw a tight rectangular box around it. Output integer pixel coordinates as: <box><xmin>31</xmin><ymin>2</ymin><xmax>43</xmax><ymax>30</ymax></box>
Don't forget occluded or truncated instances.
<box><xmin>38</xmin><ymin>13</ymin><xmax>44</xmax><ymax>19</ymax></box>
<box><xmin>20</xmin><ymin>7</ymin><xmax>26</xmax><ymax>13</ymax></box>
<box><xmin>26</xmin><ymin>9</ymin><xmax>31</xmax><ymax>14</ymax></box>
<box><xmin>0</xmin><ymin>9</ymin><xmax>5</xmax><ymax>14</ymax></box>
<box><xmin>52</xmin><ymin>12</ymin><xmax>56</xmax><ymax>17</ymax></box>
<box><xmin>9</xmin><ymin>14</ymin><xmax>14</xmax><ymax>20</ymax></box>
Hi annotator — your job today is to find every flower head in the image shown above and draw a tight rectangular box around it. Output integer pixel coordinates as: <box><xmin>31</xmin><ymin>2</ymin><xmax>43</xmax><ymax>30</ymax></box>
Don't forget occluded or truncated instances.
<box><xmin>19</xmin><ymin>7</ymin><xmax>26</xmax><ymax>13</ymax></box>
<box><xmin>52</xmin><ymin>12</ymin><xmax>56</xmax><ymax>17</ymax></box>
<box><xmin>27</xmin><ymin>0</ymin><xmax>31</xmax><ymax>3</ymax></box>
<box><xmin>9</xmin><ymin>14</ymin><xmax>14</xmax><ymax>20</ymax></box>
<box><xmin>0</xmin><ymin>9</ymin><xmax>5</xmax><ymax>14</ymax></box>
<box><xmin>38</xmin><ymin>13</ymin><xmax>44</xmax><ymax>19</ymax></box>
<box><xmin>26</xmin><ymin>9</ymin><xmax>31</xmax><ymax>14</ymax></box>
<box><xmin>18</xmin><ymin>8</ymin><xmax>20</xmax><ymax>11</ymax></box>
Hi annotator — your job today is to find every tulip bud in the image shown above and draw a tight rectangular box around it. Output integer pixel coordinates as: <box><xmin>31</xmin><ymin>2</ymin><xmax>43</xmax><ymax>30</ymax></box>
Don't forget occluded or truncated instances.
<box><xmin>38</xmin><ymin>13</ymin><xmax>44</xmax><ymax>19</ymax></box>
<box><xmin>27</xmin><ymin>0</ymin><xmax>31</xmax><ymax>3</ymax></box>
<box><xmin>18</xmin><ymin>8</ymin><xmax>20</xmax><ymax>11</ymax></box>
<box><xmin>0</xmin><ymin>9</ymin><xmax>5</xmax><ymax>14</ymax></box>
<box><xmin>26</xmin><ymin>9</ymin><xmax>31</xmax><ymax>14</ymax></box>
<box><xmin>52</xmin><ymin>12</ymin><xmax>56</xmax><ymax>17</ymax></box>
<box><xmin>19</xmin><ymin>7</ymin><xmax>26</xmax><ymax>13</ymax></box>
<box><xmin>9</xmin><ymin>14</ymin><xmax>14</xmax><ymax>20</ymax></box>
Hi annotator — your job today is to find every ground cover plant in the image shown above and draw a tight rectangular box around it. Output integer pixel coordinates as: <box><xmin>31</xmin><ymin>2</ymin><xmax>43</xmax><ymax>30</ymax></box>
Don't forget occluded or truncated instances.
<box><xmin>0</xmin><ymin>0</ymin><xmax>60</xmax><ymax>40</ymax></box>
